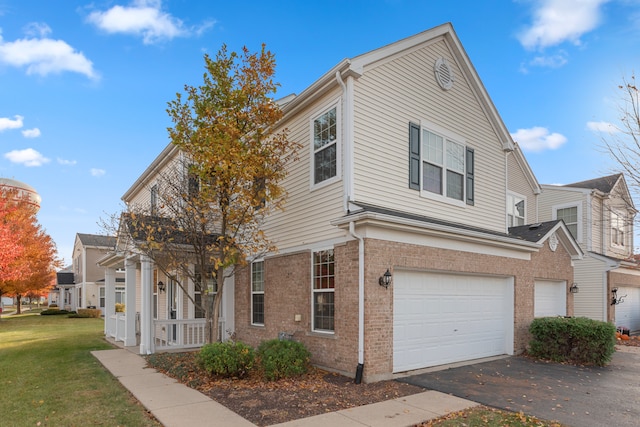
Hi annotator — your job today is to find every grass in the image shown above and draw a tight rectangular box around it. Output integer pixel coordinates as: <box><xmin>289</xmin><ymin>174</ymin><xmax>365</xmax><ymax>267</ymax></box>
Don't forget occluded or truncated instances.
<box><xmin>0</xmin><ymin>312</ymin><xmax>160</xmax><ymax>426</ymax></box>
<box><xmin>421</xmin><ymin>406</ymin><xmax>565</xmax><ymax>426</ymax></box>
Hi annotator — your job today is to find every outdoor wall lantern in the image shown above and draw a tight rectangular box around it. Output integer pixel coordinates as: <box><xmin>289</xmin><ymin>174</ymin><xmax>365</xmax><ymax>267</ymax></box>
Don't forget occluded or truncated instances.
<box><xmin>157</xmin><ymin>281</ymin><xmax>166</xmax><ymax>293</ymax></box>
<box><xmin>379</xmin><ymin>269</ymin><xmax>392</xmax><ymax>289</ymax></box>
<box><xmin>611</xmin><ymin>287</ymin><xmax>626</xmax><ymax>305</ymax></box>
<box><xmin>569</xmin><ymin>283</ymin><xmax>579</xmax><ymax>294</ymax></box>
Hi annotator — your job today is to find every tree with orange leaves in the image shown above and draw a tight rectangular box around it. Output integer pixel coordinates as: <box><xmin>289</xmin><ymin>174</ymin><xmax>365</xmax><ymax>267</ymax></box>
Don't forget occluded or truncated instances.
<box><xmin>0</xmin><ymin>192</ymin><xmax>60</xmax><ymax>314</ymax></box>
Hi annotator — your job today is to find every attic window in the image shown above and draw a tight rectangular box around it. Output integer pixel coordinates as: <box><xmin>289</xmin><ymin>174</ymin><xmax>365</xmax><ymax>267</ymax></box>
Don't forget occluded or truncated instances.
<box><xmin>434</xmin><ymin>58</ymin><xmax>454</xmax><ymax>90</ymax></box>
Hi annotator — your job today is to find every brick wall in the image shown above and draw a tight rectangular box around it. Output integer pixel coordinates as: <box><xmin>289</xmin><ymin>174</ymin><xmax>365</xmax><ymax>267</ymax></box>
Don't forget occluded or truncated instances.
<box><xmin>234</xmin><ymin>235</ymin><xmax>575</xmax><ymax>382</ymax></box>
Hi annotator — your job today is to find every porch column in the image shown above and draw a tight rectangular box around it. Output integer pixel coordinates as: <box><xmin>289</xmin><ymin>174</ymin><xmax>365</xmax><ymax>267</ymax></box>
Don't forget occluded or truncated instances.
<box><xmin>104</xmin><ymin>267</ymin><xmax>116</xmax><ymax>337</ymax></box>
<box><xmin>139</xmin><ymin>256</ymin><xmax>154</xmax><ymax>354</ymax></box>
<box><xmin>124</xmin><ymin>259</ymin><xmax>137</xmax><ymax>346</ymax></box>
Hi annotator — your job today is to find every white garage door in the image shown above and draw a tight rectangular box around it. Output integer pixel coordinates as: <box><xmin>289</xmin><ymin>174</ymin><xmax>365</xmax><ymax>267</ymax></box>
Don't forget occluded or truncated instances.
<box><xmin>534</xmin><ymin>280</ymin><xmax>566</xmax><ymax>317</ymax></box>
<box><xmin>393</xmin><ymin>270</ymin><xmax>514</xmax><ymax>373</ymax></box>
<box><xmin>615</xmin><ymin>287</ymin><xmax>640</xmax><ymax>332</ymax></box>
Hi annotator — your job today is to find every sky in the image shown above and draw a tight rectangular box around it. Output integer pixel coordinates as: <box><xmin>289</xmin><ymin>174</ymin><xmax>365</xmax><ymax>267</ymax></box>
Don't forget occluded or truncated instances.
<box><xmin>1</xmin><ymin>0</ymin><xmax>640</xmax><ymax>265</ymax></box>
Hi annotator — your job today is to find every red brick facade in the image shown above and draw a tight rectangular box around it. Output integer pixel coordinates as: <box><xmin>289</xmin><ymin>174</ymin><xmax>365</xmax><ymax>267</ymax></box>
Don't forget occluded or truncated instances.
<box><xmin>234</xmin><ymin>236</ymin><xmax>574</xmax><ymax>382</ymax></box>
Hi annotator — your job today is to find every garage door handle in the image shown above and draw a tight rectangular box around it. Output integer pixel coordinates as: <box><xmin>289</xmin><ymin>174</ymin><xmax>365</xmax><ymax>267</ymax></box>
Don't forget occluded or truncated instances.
<box><xmin>453</xmin><ymin>329</ymin><xmax>458</xmax><ymax>332</ymax></box>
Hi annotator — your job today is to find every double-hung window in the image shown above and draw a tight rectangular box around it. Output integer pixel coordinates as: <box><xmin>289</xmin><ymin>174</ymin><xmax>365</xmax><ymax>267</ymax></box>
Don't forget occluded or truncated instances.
<box><xmin>150</xmin><ymin>184</ymin><xmax>158</xmax><ymax>216</ymax></box>
<box><xmin>555</xmin><ymin>205</ymin><xmax>579</xmax><ymax>241</ymax></box>
<box><xmin>507</xmin><ymin>193</ymin><xmax>526</xmax><ymax>227</ymax></box>
<box><xmin>611</xmin><ymin>211</ymin><xmax>625</xmax><ymax>247</ymax></box>
<box><xmin>312</xmin><ymin>249</ymin><xmax>335</xmax><ymax>333</ymax></box>
<box><xmin>251</xmin><ymin>261</ymin><xmax>265</xmax><ymax>325</ymax></box>
<box><xmin>409</xmin><ymin>123</ymin><xmax>474</xmax><ymax>205</ymax></box>
<box><xmin>312</xmin><ymin>106</ymin><xmax>338</xmax><ymax>185</ymax></box>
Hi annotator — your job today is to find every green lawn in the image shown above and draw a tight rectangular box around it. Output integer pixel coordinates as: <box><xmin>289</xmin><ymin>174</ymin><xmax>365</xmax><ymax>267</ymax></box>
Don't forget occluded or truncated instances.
<box><xmin>0</xmin><ymin>313</ymin><xmax>160</xmax><ymax>426</ymax></box>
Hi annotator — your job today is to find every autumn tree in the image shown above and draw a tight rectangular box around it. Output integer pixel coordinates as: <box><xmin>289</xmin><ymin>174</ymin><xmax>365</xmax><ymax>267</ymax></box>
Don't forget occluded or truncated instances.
<box><xmin>122</xmin><ymin>44</ymin><xmax>299</xmax><ymax>343</ymax></box>
<box><xmin>0</xmin><ymin>193</ymin><xmax>60</xmax><ymax>314</ymax></box>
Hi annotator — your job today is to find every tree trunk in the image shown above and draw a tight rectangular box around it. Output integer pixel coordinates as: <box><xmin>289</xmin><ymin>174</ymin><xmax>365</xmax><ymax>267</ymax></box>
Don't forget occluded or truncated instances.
<box><xmin>16</xmin><ymin>294</ymin><xmax>22</xmax><ymax>314</ymax></box>
<box><xmin>212</xmin><ymin>285</ymin><xmax>223</xmax><ymax>342</ymax></box>
<box><xmin>204</xmin><ymin>292</ymin><xmax>215</xmax><ymax>343</ymax></box>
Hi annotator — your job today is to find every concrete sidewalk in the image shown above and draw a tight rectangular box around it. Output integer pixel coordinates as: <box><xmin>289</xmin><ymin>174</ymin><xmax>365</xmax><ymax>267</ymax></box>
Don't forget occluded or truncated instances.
<box><xmin>92</xmin><ymin>349</ymin><xmax>478</xmax><ymax>427</ymax></box>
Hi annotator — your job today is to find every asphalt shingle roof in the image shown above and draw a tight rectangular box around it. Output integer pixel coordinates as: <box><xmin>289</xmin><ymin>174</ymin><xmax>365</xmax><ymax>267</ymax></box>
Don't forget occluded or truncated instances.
<box><xmin>77</xmin><ymin>233</ymin><xmax>116</xmax><ymax>248</ymax></box>
<box><xmin>562</xmin><ymin>173</ymin><xmax>622</xmax><ymax>194</ymax></box>
<box><xmin>508</xmin><ymin>220</ymin><xmax>562</xmax><ymax>243</ymax></box>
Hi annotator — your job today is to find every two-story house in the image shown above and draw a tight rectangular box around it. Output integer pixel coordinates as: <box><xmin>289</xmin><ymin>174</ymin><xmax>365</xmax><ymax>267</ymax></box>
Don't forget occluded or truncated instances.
<box><xmin>539</xmin><ymin>173</ymin><xmax>639</xmax><ymax>332</ymax></box>
<box><xmin>101</xmin><ymin>23</ymin><xmax>581</xmax><ymax>383</ymax></box>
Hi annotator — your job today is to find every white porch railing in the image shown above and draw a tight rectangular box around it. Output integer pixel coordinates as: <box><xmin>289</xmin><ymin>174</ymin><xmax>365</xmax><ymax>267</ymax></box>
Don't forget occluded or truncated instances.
<box><xmin>154</xmin><ymin>319</ymin><xmax>207</xmax><ymax>351</ymax></box>
<box><xmin>107</xmin><ymin>313</ymin><xmax>127</xmax><ymax>341</ymax></box>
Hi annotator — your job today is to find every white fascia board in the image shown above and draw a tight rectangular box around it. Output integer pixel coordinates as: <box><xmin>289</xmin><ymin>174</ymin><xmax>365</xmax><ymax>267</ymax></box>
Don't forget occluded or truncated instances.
<box><xmin>331</xmin><ymin>211</ymin><xmax>540</xmax><ymax>253</ymax></box>
<box><xmin>122</xmin><ymin>143</ymin><xmax>177</xmax><ymax>202</ymax></box>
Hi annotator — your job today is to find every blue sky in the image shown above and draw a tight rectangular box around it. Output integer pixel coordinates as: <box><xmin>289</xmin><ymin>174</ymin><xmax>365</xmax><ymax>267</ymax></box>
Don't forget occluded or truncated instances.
<box><xmin>1</xmin><ymin>0</ymin><xmax>639</xmax><ymax>264</ymax></box>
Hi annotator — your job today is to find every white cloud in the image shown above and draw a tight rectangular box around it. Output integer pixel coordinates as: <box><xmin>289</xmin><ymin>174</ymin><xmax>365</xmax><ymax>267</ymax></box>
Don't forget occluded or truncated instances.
<box><xmin>0</xmin><ymin>115</ymin><xmax>23</xmax><ymax>132</ymax></box>
<box><xmin>518</xmin><ymin>0</ymin><xmax>610</xmax><ymax>50</ymax></box>
<box><xmin>4</xmin><ymin>148</ymin><xmax>50</xmax><ymax>166</ymax></box>
<box><xmin>0</xmin><ymin>24</ymin><xmax>98</xmax><ymax>79</ymax></box>
<box><xmin>87</xmin><ymin>0</ymin><xmax>188</xmax><ymax>44</ymax></box>
<box><xmin>90</xmin><ymin>168</ymin><xmax>106</xmax><ymax>177</ymax></box>
<box><xmin>57</xmin><ymin>158</ymin><xmax>77</xmax><ymax>165</ymax></box>
<box><xmin>529</xmin><ymin>52</ymin><xmax>568</xmax><ymax>68</ymax></box>
<box><xmin>21</xmin><ymin>127</ymin><xmax>41</xmax><ymax>138</ymax></box>
<box><xmin>587</xmin><ymin>120</ymin><xmax>620</xmax><ymax>133</ymax></box>
<box><xmin>23</xmin><ymin>22</ymin><xmax>52</xmax><ymax>38</ymax></box>
<box><xmin>511</xmin><ymin>126</ymin><xmax>568</xmax><ymax>152</ymax></box>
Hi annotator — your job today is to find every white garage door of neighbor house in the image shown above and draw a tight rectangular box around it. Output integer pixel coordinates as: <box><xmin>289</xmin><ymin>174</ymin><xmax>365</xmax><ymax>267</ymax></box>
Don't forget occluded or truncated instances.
<box><xmin>534</xmin><ymin>280</ymin><xmax>566</xmax><ymax>318</ymax></box>
<box><xmin>393</xmin><ymin>270</ymin><xmax>514</xmax><ymax>373</ymax></box>
<box><xmin>615</xmin><ymin>287</ymin><xmax>640</xmax><ymax>333</ymax></box>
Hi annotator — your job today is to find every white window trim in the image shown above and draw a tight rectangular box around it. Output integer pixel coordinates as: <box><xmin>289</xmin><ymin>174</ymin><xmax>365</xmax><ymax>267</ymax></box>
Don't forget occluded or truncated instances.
<box><xmin>552</xmin><ymin>202</ymin><xmax>582</xmax><ymax>243</ymax></box>
<box><xmin>418</xmin><ymin>120</ymin><xmax>468</xmax><ymax>207</ymax></box>
<box><xmin>311</xmin><ymin>248</ymin><xmax>335</xmax><ymax>334</ymax></box>
<box><xmin>507</xmin><ymin>191</ymin><xmax>526</xmax><ymax>227</ymax></box>
<box><xmin>309</xmin><ymin>101</ymin><xmax>342</xmax><ymax>191</ymax></box>
<box><xmin>251</xmin><ymin>260</ymin><xmax>265</xmax><ymax>326</ymax></box>
<box><xmin>610</xmin><ymin>209</ymin><xmax>626</xmax><ymax>248</ymax></box>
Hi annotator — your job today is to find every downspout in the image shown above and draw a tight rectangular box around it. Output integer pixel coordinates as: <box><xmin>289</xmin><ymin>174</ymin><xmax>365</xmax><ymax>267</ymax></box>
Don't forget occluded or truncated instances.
<box><xmin>337</xmin><ymin>70</ymin><xmax>364</xmax><ymax>383</ymax></box>
<box><xmin>349</xmin><ymin>221</ymin><xmax>365</xmax><ymax>384</ymax></box>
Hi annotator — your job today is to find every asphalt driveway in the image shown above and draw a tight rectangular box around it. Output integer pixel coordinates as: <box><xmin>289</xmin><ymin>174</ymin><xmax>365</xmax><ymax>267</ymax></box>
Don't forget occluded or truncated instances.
<box><xmin>399</xmin><ymin>347</ymin><xmax>640</xmax><ymax>427</ymax></box>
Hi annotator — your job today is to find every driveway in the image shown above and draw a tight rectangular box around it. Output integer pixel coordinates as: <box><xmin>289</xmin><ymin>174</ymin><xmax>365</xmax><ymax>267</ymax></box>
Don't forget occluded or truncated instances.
<box><xmin>399</xmin><ymin>347</ymin><xmax>640</xmax><ymax>427</ymax></box>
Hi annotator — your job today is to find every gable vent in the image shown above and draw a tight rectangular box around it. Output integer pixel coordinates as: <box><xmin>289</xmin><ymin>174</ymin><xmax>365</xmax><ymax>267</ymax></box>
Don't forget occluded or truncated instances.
<box><xmin>434</xmin><ymin>57</ymin><xmax>454</xmax><ymax>90</ymax></box>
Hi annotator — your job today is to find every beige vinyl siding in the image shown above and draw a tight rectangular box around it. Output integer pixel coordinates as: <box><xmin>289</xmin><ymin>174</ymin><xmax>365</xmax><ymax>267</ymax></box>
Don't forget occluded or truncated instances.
<box><xmin>538</xmin><ymin>187</ymin><xmax>586</xmax><ymax>249</ymax></box>
<box><xmin>590</xmin><ymin>196</ymin><xmax>604</xmax><ymax>254</ymax></box>
<box><xmin>262</xmin><ymin>88</ymin><xmax>346</xmax><ymax>250</ymax></box>
<box><xmin>507</xmin><ymin>153</ymin><xmax>537</xmax><ymax>224</ymax></box>
<box><xmin>351</xmin><ymin>38</ymin><xmax>507</xmax><ymax>233</ymax></box>
<box><xmin>125</xmin><ymin>150</ymin><xmax>181</xmax><ymax>209</ymax></box>
<box><xmin>573</xmin><ymin>255</ymin><xmax>608</xmax><ymax>321</ymax></box>
<box><xmin>604</xmin><ymin>185</ymin><xmax>633</xmax><ymax>259</ymax></box>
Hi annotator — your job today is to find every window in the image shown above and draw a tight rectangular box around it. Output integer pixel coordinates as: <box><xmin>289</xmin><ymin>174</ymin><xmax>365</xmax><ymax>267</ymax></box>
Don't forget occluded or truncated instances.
<box><xmin>507</xmin><ymin>193</ymin><xmax>526</xmax><ymax>227</ymax></box>
<box><xmin>312</xmin><ymin>249</ymin><xmax>335</xmax><ymax>333</ymax></box>
<box><xmin>251</xmin><ymin>261</ymin><xmax>265</xmax><ymax>325</ymax></box>
<box><xmin>556</xmin><ymin>206</ymin><xmax>579</xmax><ymax>240</ymax></box>
<box><xmin>115</xmin><ymin>287</ymin><xmax>125</xmax><ymax>304</ymax></box>
<box><xmin>611</xmin><ymin>211</ymin><xmax>625</xmax><ymax>247</ymax></box>
<box><xmin>313</xmin><ymin>106</ymin><xmax>338</xmax><ymax>185</ymax></box>
<box><xmin>409</xmin><ymin>123</ymin><xmax>474</xmax><ymax>205</ymax></box>
<box><xmin>150</xmin><ymin>184</ymin><xmax>158</xmax><ymax>216</ymax></box>
<box><xmin>99</xmin><ymin>287</ymin><xmax>105</xmax><ymax>308</ymax></box>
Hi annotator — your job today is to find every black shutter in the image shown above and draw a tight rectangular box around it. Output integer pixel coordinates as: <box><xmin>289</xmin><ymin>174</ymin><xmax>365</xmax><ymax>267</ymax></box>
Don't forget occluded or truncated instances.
<box><xmin>466</xmin><ymin>147</ymin><xmax>475</xmax><ymax>205</ymax></box>
<box><xmin>409</xmin><ymin>122</ymin><xmax>420</xmax><ymax>190</ymax></box>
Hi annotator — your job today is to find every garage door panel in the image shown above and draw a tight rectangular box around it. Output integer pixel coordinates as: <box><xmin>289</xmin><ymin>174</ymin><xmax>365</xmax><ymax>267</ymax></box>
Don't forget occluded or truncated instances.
<box><xmin>534</xmin><ymin>280</ymin><xmax>566</xmax><ymax>317</ymax></box>
<box><xmin>393</xmin><ymin>271</ymin><xmax>513</xmax><ymax>372</ymax></box>
<box><xmin>615</xmin><ymin>287</ymin><xmax>640</xmax><ymax>332</ymax></box>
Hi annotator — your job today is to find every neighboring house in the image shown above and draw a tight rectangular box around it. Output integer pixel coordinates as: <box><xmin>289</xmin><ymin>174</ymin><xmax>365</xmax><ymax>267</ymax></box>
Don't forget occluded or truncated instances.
<box><xmin>539</xmin><ymin>173</ymin><xmax>640</xmax><ymax>332</ymax></box>
<box><xmin>101</xmin><ymin>23</ymin><xmax>581</xmax><ymax>382</ymax></box>
<box><xmin>50</xmin><ymin>267</ymin><xmax>74</xmax><ymax>308</ymax></box>
<box><xmin>64</xmin><ymin>233</ymin><xmax>121</xmax><ymax>313</ymax></box>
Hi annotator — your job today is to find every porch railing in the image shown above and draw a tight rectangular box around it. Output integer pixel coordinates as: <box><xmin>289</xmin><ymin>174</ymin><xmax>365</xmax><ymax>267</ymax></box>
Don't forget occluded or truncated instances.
<box><xmin>154</xmin><ymin>318</ymin><xmax>207</xmax><ymax>351</ymax></box>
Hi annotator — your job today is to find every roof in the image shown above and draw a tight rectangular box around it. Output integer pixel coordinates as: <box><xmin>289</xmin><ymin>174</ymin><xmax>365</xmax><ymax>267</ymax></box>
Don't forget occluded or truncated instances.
<box><xmin>508</xmin><ymin>220</ymin><xmax>562</xmax><ymax>242</ymax></box>
<box><xmin>562</xmin><ymin>173</ymin><xmax>622</xmax><ymax>193</ymax></box>
<box><xmin>77</xmin><ymin>233</ymin><xmax>117</xmax><ymax>248</ymax></box>
<box><xmin>56</xmin><ymin>271</ymin><xmax>75</xmax><ymax>285</ymax></box>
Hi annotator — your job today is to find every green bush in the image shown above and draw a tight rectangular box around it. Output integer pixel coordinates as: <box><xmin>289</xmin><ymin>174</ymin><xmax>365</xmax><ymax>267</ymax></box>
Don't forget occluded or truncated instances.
<box><xmin>40</xmin><ymin>309</ymin><xmax>72</xmax><ymax>316</ymax></box>
<box><xmin>529</xmin><ymin>316</ymin><xmax>616</xmax><ymax>366</ymax></box>
<box><xmin>77</xmin><ymin>309</ymin><xmax>101</xmax><ymax>318</ymax></box>
<box><xmin>198</xmin><ymin>341</ymin><xmax>254</xmax><ymax>378</ymax></box>
<box><xmin>257</xmin><ymin>339</ymin><xmax>311</xmax><ymax>381</ymax></box>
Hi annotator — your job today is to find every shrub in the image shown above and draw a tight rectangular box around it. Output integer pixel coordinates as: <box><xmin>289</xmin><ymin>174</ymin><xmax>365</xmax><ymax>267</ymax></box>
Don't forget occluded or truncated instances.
<box><xmin>76</xmin><ymin>309</ymin><xmax>101</xmax><ymax>318</ymax></box>
<box><xmin>49</xmin><ymin>304</ymin><xmax>59</xmax><ymax>308</ymax></box>
<box><xmin>529</xmin><ymin>316</ymin><xmax>616</xmax><ymax>366</ymax></box>
<box><xmin>115</xmin><ymin>303</ymin><xmax>125</xmax><ymax>313</ymax></box>
<box><xmin>257</xmin><ymin>339</ymin><xmax>311</xmax><ymax>381</ymax></box>
<box><xmin>40</xmin><ymin>309</ymin><xmax>72</xmax><ymax>316</ymax></box>
<box><xmin>198</xmin><ymin>341</ymin><xmax>254</xmax><ymax>378</ymax></box>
